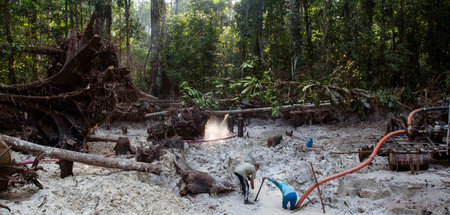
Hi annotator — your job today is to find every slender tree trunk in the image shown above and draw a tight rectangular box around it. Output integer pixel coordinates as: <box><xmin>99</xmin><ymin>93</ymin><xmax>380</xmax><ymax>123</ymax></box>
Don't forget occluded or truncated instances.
<box><xmin>65</xmin><ymin>0</ymin><xmax>68</xmax><ymax>36</ymax></box>
<box><xmin>289</xmin><ymin>0</ymin><xmax>302</xmax><ymax>78</ymax></box>
<box><xmin>70</xmin><ymin>0</ymin><xmax>74</xmax><ymax>29</ymax></box>
<box><xmin>175</xmin><ymin>0</ymin><xmax>179</xmax><ymax>15</ymax></box>
<box><xmin>363</xmin><ymin>0</ymin><xmax>374</xmax><ymax>73</ymax></box>
<box><xmin>125</xmin><ymin>0</ymin><xmax>131</xmax><ymax>68</ymax></box>
<box><xmin>118</xmin><ymin>3</ymin><xmax>123</xmax><ymax>63</ymax></box>
<box><xmin>399</xmin><ymin>0</ymin><xmax>406</xmax><ymax>81</ymax></box>
<box><xmin>74</xmin><ymin>0</ymin><xmax>79</xmax><ymax>30</ymax></box>
<box><xmin>150</xmin><ymin>0</ymin><xmax>164</xmax><ymax>96</ymax></box>
<box><xmin>79</xmin><ymin>0</ymin><xmax>83</xmax><ymax>29</ymax></box>
<box><xmin>240</xmin><ymin>0</ymin><xmax>250</xmax><ymax>65</ymax></box>
<box><xmin>47</xmin><ymin>0</ymin><xmax>52</xmax><ymax>33</ymax></box>
<box><xmin>378</xmin><ymin>0</ymin><xmax>387</xmax><ymax>87</ymax></box>
<box><xmin>322</xmin><ymin>0</ymin><xmax>329</xmax><ymax>72</ymax></box>
<box><xmin>343</xmin><ymin>0</ymin><xmax>352</xmax><ymax>60</ymax></box>
<box><xmin>254</xmin><ymin>0</ymin><xmax>263</xmax><ymax>61</ymax></box>
<box><xmin>303</xmin><ymin>0</ymin><xmax>312</xmax><ymax>66</ymax></box>
<box><xmin>5</xmin><ymin>0</ymin><xmax>16</xmax><ymax>84</ymax></box>
<box><xmin>31</xmin><ymin>0</ymin><xmax>39</xmax><ymax>80</ymax></box>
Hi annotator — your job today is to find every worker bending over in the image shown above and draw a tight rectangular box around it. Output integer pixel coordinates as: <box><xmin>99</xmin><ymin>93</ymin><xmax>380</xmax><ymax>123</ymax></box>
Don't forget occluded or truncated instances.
<box><xmin>263</xmin><ymin>177</ymin><xmax>297</xmax><ymax>210</ymax></box>
<box><xmin>234</xmin><ymin>162</ymin><xmax>259</xmax><ymax>204</ymax></box>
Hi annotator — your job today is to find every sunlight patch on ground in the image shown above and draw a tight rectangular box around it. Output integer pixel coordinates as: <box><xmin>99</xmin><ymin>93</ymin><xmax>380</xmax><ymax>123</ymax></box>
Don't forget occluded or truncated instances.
<box><xmin>203</xmin><ymin>115</ymin><xmax>229</xmax><ymax>140</ymax></box>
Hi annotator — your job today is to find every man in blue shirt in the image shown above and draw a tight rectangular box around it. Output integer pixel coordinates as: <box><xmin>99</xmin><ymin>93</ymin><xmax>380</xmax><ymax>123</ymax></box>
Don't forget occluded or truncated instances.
<box><xmin>262</xmin><ymin>177</ymin><xmax>297</xmax><ymax>210</ymax></box>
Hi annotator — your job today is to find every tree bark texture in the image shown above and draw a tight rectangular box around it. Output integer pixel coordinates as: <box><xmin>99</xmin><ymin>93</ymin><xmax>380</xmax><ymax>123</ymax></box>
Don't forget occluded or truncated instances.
<box><xmin>1</xmin><ymin>134</ymin><xmax>160</xmax><ymax>174</ymax></box>
<box><xmin>5</xmin><ymin>0</ymin><xmax>16</xmax><ymax>84</ymax></box>
<box><xmin>289</xmin><ymin>0</ymin><xmax>302</xmax><ymax>77</ymax></box>
<box><xmin>173</xmin><ymin>153</ymin><xmax>234</xmax><ymax>196</ymax></box>
<box><xmin>303</xmin><ymin>0</ymin><xmax>313</xmax><ymax>66</ymax></box>
<box><xmin>322</xmin><ymin>0</ymin><xmax>329</xmax><ymax>71</ymax></box>
<box><xmin>150</xmin><ymin>0</ymin><xmax>164</xmax><ymax>96</ymax></box>
<box><xmin>125</xmin><ymin>0</ymin><xmax>131</xmax><ymax>67</ymax></box>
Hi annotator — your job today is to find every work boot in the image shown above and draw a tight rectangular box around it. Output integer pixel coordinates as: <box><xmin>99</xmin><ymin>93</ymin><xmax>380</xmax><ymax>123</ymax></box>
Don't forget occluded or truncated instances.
<box><xmin>244</xmin><ymin>200</ymin><xmax>254</xmax><ymax>205</ymax></box>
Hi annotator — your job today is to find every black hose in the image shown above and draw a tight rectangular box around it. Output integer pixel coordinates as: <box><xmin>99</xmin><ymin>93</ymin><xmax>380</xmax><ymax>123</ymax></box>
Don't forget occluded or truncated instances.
<box><xmin>422</xmin><ymin>106</ymin><xmax>450</xmax><ymax>111</ymax></box>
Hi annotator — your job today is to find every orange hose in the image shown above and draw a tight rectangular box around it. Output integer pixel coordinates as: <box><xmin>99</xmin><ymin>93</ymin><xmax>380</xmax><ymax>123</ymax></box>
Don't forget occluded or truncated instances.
<box><xmin>407</xmin><ymin>108</ymin><xmax>422</xmax><ymax>136</ymax></box>
<box><xmin>407</xmin><ymin>108</ymin><xmax>422</xmax><ymax>126</ymax></box>
<box><xmin>294</xmin><ymin>129</ymin><xmax>405</xmax><ymax>209</ymax></box>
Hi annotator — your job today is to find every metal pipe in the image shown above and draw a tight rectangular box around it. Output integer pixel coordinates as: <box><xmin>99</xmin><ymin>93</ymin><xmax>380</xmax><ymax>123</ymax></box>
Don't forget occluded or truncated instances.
<box><xmin>294</xmin><ymin>129</ymin><xmax>405</xmax><ymax>209</ymax></box>
<box><xmin>407</xmin><ymin>106</ymin><xmax>449</xmax><ymax>136</ymax></box>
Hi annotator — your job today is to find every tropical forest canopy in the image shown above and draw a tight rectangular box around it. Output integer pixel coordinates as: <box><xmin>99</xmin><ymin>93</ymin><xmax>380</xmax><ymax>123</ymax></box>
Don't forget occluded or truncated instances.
<box><xmin>1</xmin><ymin>0</ymin><xmax>449</xmax><ymax>115</ymax></box>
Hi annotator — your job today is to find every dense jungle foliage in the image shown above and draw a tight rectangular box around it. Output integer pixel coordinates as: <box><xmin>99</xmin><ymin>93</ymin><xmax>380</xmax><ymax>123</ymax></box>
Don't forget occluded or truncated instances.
<box><xmin>1</xmin><ymin>0</ymin><xmax>449</xmax><ymax>115</ymax></box>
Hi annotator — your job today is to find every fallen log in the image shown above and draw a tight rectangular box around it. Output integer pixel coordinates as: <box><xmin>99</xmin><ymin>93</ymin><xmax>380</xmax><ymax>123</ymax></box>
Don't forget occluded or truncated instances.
<box><xmin>144</xmin><ymin>102</ymin><xmax>331</xmax><ymax>118</ymax></box>
<box><xmin>87</xmin><ymin>135</ymin><xmax>119</xmax><ymax>142</ymax></box>
<box><xmin>0</xmin><ymin>134</ymin><xmax>160</xmax><ymax>175</ymax></box>
<box><xmin>267</xmin><ymin>135</ymin><xmax>283</xmax><ymax>147</ymax></box>
<box><xmin>0</xmin><ymin>43</ymin><xmax>64</xmax><ymax>55</ymax></box>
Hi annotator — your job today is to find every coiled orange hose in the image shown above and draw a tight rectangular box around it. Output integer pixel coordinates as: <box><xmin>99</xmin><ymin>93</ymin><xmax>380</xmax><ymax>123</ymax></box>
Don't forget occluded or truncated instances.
<box><xmin>294</xmin><ymin>129</ymin><xmax>405</xmax><ymax>209</ymax></box>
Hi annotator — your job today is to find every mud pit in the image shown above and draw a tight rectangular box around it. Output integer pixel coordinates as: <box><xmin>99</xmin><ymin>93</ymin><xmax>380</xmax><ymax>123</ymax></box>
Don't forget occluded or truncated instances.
<box><xmin>1</xmin><ymin>117</ymin><xmax>449</xmax><ymax>215</ymax></box>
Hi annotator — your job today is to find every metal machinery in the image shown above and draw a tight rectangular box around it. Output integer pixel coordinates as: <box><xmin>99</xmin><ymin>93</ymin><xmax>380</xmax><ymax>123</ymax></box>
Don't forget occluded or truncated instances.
<box><xmin>359</xmin><ymin>106</ymin><xmax>450</xmax><ymax>171</ymax></box>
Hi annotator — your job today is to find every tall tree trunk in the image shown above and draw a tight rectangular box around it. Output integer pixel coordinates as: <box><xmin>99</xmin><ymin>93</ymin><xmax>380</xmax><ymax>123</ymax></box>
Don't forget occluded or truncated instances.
<box><xmin>118</xmin><ymin>3</ymin><xmax>123</xmax><ymax>62</ymax></box>
<box><xmin>74</xmin><ymin>0</ymin><xmax>79</xmax><ymax>30</ymax></box>
<box><xmin>95</xmin><ymin>0</ymin><xmax>112</xmax><ymax>38</ymax></box>
<box><xmin>31</xmin><ymin>0</ymin><xmax>39</xmax><ymax>80</ymax></box>
<box><xmin>343</xmin><ymin>0</ymin><xmax>352</xmax><ymax>60</ymax></box>
<box><xmin>303</xmin><ymin>0</ymin><xmax>312</xmax><ymax>66</ymax></box>
<box><xmin>125</xmin><ymin>0</ymin><xmax>131</xmax><ymax>68</ymax></box>
<box><xmin>69</xmin><ymin>0</ymin><xmax>74</xmax><ymax>29</ymax></box>
<box><xmin>175</xmin><ymin>0</ymin><xmax>179</xmax><ymax>15</ymax></box>
<box><xmin>322</xmin><ymin>0</ymin><xmax>329</xmax><ymax>72</ymax></box>
<box><xmin>150</xmin><ymin>0</ymin><xmax>164</xmax><ymax>96</ymax></box>
<box><xmin>399</xmin><ymin>0</ymin><xmax>406</xmax><ymax>81</ymax></box>
<box><xmin>363</xmin><ymin>0</ymin><xmax>374</xmax><ymax>73</ymax></box>
<box><xmin>5</xmin><ymin>0</ymin><xmax>16</xmax><ymax>84</ymax></box>
<box><xmin>79</xmin><ymin>0</ymin><xmax>83</xmax><ymax>29</ymax></box>
<box><xmin>289</xmin><ymin>0</ymin><xmax>302</xmax><ymax>78</ymax></box>
<box><xmin>254</xmin><ymin>0</ymin><xmax>263</xmax><ymax>61</ymax></box>
<box><xmin>65</xmin><ymin>0</ymin><xmax>68</xmax><ymax>36</ymax></box>
<box><xmin>378</xmin><ymin>0</ymin><xmax>387</xmax><ymax>87</ymax></box>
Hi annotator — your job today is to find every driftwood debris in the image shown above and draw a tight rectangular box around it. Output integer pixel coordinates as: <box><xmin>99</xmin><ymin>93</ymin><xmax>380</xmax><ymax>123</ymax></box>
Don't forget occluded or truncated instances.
<box><xmin>267</xmin><ymin>135</ymin><xmax>283</xmax><ymax>147</ymax></box>
<box><xmin>87</xmin><ymin>135</ymin><xmax>119</xmax><ymax>142</ymax></box>
<box><xmin>1</xmin><ymin>139</ymin><xmax>44</xmax><ymax>197</ymax></box>
<box><xmin>0</xmin><ymin>12</ymin><xmax>142</xmax><ymax>178</ymax></box>
<box><xmin>145</xmin><ymin>103</ymin><xmax>330</xmax><ymax>118</ymax></box>
<box><xmin>136</xmin><ymin>144</ymin><xmax>162</xmax><ymax>163</ymax></box>
<box><xmin>113</xmin><ymin>137</ymin><xmax>135</xmax><ymax>155</ymax></box>
<box><xmin>147</xmin><ymin>107</ymin><xmax>209</xmax><ymax>141</ymax></box>
<box><xmin>173</xmin><ymin>153</ymin><xmax>234</xmax><ymax>196</ymax></box>
<box><xmin>0</xmin><ymin>134</ymin><xmax>160</xmax><ymax>175</ymax></box>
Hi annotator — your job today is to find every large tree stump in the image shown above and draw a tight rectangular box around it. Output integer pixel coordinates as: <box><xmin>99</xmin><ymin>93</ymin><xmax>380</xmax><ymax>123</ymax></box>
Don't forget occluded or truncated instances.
<box><xmin>267</xmin><ymin>135</ymin><xmax>283</xmax><ymax>147</ymax></box>
<box><xmin>173</xmin><ymin>153</ymin><xmax>234</xmax><ymax>196</ymax></box>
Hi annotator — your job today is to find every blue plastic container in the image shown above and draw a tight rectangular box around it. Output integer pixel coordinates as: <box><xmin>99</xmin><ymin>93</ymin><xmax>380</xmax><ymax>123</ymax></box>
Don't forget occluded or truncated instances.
<box><xmin>306</xmin><ymin>138</ymin><xmax>313</xmax><ymax>147</ymax></box>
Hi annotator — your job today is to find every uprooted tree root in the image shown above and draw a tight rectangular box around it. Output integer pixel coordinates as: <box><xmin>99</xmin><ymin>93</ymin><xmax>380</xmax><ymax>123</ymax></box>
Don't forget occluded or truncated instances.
<box><xmin>0</xmin><ymin>12</ymin><xmax>141</xmax><ymax>178</ymax></box>
<box><xmin>147</xmin><ymin>106</ymin><xmax>209</xmax><ymax>141</ymax></box>
<box><xmin>1</xmin><ymin>140</ymin><xmax>44</xmax><ymax>213</ymax></box>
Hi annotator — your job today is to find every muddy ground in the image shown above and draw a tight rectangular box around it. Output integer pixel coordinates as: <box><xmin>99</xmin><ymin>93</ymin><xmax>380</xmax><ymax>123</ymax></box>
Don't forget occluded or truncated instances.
<box><xmin>1</xmin><ymin>116</ymin><xmax>449</xmax><ymax>215</ymax></box>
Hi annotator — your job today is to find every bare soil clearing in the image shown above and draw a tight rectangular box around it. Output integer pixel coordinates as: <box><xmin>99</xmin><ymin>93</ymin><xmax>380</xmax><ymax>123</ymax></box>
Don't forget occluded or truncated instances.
<box><xmin>1</xmin><ymin>118</ymin><xmax>449</xmax><ymax>215</ymax></box>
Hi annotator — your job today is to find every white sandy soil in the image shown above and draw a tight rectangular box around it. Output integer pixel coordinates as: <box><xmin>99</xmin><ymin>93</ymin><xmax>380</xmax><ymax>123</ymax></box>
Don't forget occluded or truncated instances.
<box><xmin>1</xmin><ymin>117</ymin><xmax>449</xmax><ymax>215</ymax></box>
